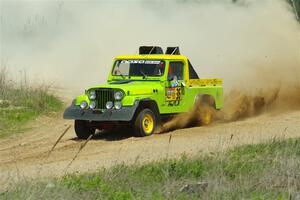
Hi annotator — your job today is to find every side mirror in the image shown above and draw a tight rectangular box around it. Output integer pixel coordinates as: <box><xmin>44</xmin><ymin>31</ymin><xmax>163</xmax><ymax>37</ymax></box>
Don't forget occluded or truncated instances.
<box><xmin>167</xmin><ymin>77</ymin><xmax>174</xmax><ymax>81</ymax></box>
<box><xmin>168</xmin><ymin>75</ymin><xmax>178</xmax><ymax>82</ymax></box>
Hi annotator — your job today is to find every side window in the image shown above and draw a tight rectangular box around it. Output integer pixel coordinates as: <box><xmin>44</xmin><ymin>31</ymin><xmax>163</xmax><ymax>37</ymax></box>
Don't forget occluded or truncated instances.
<box><xmin>168</xmin><ymin>62</ymin><xmax>184</xmax><ymax>81</ymax></box>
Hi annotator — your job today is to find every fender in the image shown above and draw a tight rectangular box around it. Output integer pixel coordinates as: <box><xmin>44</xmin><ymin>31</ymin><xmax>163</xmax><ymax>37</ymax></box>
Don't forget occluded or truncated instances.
<box><xmin>194</xmin><ymin>94</ymin><xmax>217</xmax><ymax>109</ymax></box>
<box><xmin>133</xmin><ymin>98</ymin><xmax>160</xmax><ymax>120</ymax></box>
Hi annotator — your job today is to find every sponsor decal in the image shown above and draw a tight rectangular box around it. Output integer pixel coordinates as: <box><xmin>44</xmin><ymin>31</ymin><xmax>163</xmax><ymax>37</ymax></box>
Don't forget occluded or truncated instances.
<box><xmin>120</xmin><ymin>60</ymin><xmax>161</xmax><ymax>64</ymax></box>
<box><xmin>165</xmin><ymin>87</ymin><xmax>182</xmax><ymax>106</ymax></box>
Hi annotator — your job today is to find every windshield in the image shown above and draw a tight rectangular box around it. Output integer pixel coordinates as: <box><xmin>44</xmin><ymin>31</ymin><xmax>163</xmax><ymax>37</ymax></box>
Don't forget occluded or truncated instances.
<box><xmin>112</xmin><ymin>60</ymin><xmax>165</xmax><ymax>77</ymax></box>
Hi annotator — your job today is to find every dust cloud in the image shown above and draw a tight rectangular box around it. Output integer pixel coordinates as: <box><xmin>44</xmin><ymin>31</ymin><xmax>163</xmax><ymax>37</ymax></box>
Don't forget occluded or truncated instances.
<box><xmin>1</xmin><ymin>0</ymin><xmax>299</xmax><ymax>116</ymax></box>
<box><xmin>161</xmin><ymin>86</ymin><xmax>300</xmax><ymax>133</ymax></box>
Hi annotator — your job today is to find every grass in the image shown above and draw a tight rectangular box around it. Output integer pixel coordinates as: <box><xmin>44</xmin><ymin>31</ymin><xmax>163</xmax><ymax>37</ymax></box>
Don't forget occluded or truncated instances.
<box><xmin>2</xmin><ymin>138</ymin><xmax>300</xmax><ymax>200</ymax></box>
<box><xmin>0</xmin><ymin>66</ymin><xmax>63</xmax><ymax>138</ymax></box>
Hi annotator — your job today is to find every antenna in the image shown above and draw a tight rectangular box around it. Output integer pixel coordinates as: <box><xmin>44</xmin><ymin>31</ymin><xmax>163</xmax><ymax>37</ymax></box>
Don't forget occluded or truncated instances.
<box><xmin>148</xmin><ymin>46</ymin><xmax>155</xmax><ymax>55</ymax></box>
<box><xmin>139</xmin><ymin>46</ymin><xmax>163</xmax><ymax>54</ymax></box>
<box><xmin>171</xmin><ymin>47</ymin><xmax>178</xmax><ymax>55</ymax></box>
<box><xmin>165</xmin><ymin>47</ymin><xmax>180</xmax><ymax>55</ymax></box>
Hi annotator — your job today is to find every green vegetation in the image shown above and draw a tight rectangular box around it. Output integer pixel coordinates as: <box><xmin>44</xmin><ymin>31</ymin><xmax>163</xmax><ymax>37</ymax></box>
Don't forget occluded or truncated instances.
<box><xmin>3</xmin><ymin>138</ymin><xmax>300</xmax><ymax>199</ymax></box>
<box><xmin>0</xmin><ymin>67</ymin><xmax>63</xmax><ymax>138</ymax></box>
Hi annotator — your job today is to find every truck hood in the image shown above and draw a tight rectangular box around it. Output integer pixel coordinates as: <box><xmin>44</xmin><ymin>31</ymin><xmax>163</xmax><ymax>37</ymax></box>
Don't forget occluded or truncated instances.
<box><xmin>88</xmin><ymin>80</ymin><xmax>163</xmax><ymax>95</ymax></box>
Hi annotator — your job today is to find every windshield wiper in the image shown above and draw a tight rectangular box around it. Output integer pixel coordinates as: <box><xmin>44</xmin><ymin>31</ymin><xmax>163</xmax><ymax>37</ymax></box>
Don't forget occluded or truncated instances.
<box><xmin>140</xmin><ymin>70</ymin><xmax>147</xmax><ymax>79</ymax></box>
<box><xmin>116</xmin><ymin>68</ymin><xmax>125</xmax><ymax>79</ymax></box>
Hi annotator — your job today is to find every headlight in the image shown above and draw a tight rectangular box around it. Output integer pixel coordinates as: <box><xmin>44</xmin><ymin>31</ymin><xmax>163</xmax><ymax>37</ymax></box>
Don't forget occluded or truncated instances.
<box><xmin>114</xmin><ymin>91</ymin><xmax>124</xmax><ymax>100</ymax></box>
<box><xmin>80</xmin><ymin>101</ymin><xmax>88</xmax><ymax>109</ymax></box>
<box><xmin>89</xmin><ymin>101</ymin><xmax>96</xmax><ymax>109</ymax></box>
<box><xmin>89</xmin><ymin>90</ymin><xmax>96</xmax><ymax>100</ymax></box>
<box><xmin>114</xmin><ymin>101</ymin><xmax>122</xmax><ymax>110</ymax></box>
<box><xmin>106</xmin><ymin>101</ymin><xmax>113</xmax><ymax>109</ymax></box>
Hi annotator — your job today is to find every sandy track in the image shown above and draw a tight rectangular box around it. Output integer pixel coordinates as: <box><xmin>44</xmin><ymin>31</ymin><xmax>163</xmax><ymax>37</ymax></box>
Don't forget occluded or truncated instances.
<box><xmin>0</xmin><ymin>109</ymin><xmax>300</xmax><ymax>189</ymax></box>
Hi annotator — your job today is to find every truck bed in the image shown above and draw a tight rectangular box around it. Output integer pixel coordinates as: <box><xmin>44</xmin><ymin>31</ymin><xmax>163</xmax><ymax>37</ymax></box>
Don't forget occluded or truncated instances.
<box><xmin>189</xmin><ymin>78</ymin><xmax>223</xmax><ymax>87</ymax></box>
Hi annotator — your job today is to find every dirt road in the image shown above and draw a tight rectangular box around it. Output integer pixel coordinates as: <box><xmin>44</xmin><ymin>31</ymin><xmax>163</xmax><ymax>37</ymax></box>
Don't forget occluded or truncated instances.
<box><xmin>0</xmin><ymin>107</ymin><xmax>299</xmax><ymax>188</ymax></box>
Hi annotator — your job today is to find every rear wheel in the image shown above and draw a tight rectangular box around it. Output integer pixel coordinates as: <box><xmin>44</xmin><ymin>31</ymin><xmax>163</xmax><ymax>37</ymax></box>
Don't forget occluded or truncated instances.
<box><xmin>134</xmin><ymin>108</ymin><xmax>157</xmax><ymax>137</ymax></box>
<box><xmin>198</xmin><ymin>95</ymin><xmax>216</xmax><ymax>125</ymax></box>
<box><xmin>200</xmin><ymin>105</ymin><xmax>213</xmax><ymax>125</ymax></box>
<box><xmin>74</xmin><ymin>120</ymin><xmax>95</xmax><ymax>139</ymax></box>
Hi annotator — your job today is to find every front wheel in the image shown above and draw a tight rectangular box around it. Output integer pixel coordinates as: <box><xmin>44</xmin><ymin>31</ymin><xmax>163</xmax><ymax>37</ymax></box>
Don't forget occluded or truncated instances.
<box><xmin>134</xmin><ymin>108</ymin><xmax>157</xmax><ymax>137</ymax></box>
<box><xmin>74</xmin><ymin>120</ymin><xmax>95</xmax><ymax>139</ymax></box>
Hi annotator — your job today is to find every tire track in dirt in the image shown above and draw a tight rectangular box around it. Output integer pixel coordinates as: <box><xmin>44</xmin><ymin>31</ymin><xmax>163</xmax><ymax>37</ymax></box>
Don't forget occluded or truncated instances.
<box><xmin>0</xmin><ymin>109</ymin><xmax>299</xmax><ymax>189</ymax></box>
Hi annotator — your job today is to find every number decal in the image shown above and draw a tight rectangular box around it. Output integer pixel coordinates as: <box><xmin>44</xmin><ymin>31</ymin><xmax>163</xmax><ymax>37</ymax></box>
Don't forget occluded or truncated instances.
<box><xmin>165</xmin><ymin>87</ymin><xmax>182</xmax><ymax>106</ymax></box>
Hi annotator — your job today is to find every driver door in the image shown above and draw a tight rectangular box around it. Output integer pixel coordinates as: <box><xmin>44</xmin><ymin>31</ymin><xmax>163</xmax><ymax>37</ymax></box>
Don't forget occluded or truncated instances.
<box><xmin>165</xmin><ymin>61</ymin><xmax>185</xmax><ymax>110</ymax></box>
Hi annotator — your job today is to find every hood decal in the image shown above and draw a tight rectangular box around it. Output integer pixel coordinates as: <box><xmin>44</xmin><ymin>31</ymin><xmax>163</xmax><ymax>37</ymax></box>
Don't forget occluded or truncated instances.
<box><xmin>110</xmin><ymin>80</ymin><xmax>134</xmax><ymax>84</ymax></box>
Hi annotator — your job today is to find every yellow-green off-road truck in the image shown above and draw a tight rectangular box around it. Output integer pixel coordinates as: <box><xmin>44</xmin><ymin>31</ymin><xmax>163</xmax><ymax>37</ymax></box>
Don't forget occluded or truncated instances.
<box><xmin>64</xmin><ymin>46</ymin><xmax>223</xmax><ymax>139</ymax></box>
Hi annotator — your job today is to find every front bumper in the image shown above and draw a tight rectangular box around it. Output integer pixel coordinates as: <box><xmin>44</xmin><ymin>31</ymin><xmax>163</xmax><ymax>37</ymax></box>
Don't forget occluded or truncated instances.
<box><xmin>63</xmin><ymin>103</ymin><xmax>138</xmax><ymax>122</ymax></box>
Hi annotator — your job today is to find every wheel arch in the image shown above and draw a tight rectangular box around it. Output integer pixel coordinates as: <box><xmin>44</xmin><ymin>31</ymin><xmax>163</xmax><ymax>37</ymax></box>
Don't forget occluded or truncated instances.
<box><xmin>132</xmin><ymin>99</ymin><xmax>160</xmax><ymax>123</ymax></box>
<box><xmin>194</xmin><ymin>93</ymin><xmax>217</xmax><ymax>109</ymax></box>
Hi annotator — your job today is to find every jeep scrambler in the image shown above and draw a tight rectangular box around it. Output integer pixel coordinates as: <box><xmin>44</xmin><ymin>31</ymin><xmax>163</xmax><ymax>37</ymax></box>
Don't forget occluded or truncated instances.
<box><xmin>64</xmin><ymin>46</ymin><xmax>223</xmax><ymax>138</ymax></box>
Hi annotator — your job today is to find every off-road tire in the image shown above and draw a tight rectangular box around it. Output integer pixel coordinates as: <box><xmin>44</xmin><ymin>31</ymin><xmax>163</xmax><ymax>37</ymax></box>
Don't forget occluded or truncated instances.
<box><xmin>74</xmin><ymin>120</ymin><xmax>95</xmax><ymax>139</ymax></box>
<box><xmin>200</xmin><ymin>104</ymin><xmax>213</xmax><ymax>125</ymax></box>
<box><xmin>197</xmin><ymin>95</ymin><xmax>216</xmax><ymax>125</ymax></box>
<box><xmin>134</xmin><ymin>108</ymin><xmax>157</xmax><ymax>137</ymax></box>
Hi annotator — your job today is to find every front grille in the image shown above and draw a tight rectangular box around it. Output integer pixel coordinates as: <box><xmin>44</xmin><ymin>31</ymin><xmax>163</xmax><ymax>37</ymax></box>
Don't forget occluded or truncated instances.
<box><xmin>95</xmin><ymin>89</ymin><xmax>114</xmax><ymax>109</ymax></box>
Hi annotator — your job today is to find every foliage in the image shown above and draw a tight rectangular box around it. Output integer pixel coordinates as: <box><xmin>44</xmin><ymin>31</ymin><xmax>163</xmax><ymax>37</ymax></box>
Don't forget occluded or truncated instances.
<box><xmin>0</xmin><ymin>66</ymin><xmax>63</xmax><ymax>138</ymax></box>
